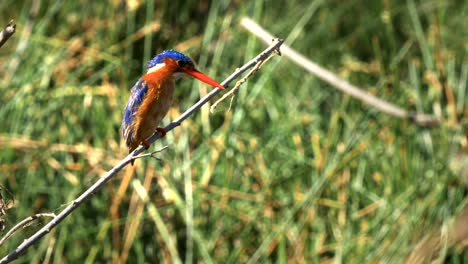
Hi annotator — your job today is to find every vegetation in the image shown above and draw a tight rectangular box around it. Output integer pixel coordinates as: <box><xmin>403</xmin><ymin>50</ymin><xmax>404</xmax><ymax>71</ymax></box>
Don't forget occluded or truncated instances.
<box><xmin>0</xmin><ymin>0</ymin><xmax>466</xmax><ymax>262</ymax></box>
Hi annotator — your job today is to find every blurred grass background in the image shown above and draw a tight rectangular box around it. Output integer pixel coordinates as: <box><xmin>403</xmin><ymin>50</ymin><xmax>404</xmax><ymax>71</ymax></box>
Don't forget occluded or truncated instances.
<box><xmin>0</xmin><ymin>0</ymin><xmax>467</xmax><ymax>263</ymax></box>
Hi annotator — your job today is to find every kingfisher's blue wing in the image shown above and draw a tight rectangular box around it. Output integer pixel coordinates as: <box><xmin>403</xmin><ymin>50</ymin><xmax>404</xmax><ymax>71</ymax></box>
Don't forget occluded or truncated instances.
<box><xmin>121</xmin><ymin>79</ymin><xmax>148</xmax><ymax>147</ymax></box>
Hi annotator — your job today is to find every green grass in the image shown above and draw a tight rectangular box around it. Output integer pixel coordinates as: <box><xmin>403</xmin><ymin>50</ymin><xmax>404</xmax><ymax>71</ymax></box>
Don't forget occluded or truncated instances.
<box><xmin>0</xmin><ymin>0</ymin><xmax>467</xmax><ymax>263</ymax></box>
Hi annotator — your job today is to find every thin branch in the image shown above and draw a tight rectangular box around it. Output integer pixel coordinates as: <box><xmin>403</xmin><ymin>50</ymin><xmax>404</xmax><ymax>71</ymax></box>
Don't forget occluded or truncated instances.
<box><xmin>0</xmin><ymin>213</ymin><xmax>56</xmax><ymax>247</ymax></box>
<box><xmin>0</xmin><ymin>39</ymin><xmax>283</xmax><ymax>263</ymax></box>
<box><xmin>131</xmin><ymin>146</ymin><xmax>169</xmax><ymax>163</ymax></box>
<box><xmin>0</xmin><ymin>20</ymin><xmax>16</xmax><ymax>48</ymax></box>
<box><xmin>240</xmin><ymin>17</ymin><xmax>440</xmax><ymax>127</ymax></box>
<box><xmin>210</xmin><ymin>51</ymin><xmax>278</xmax><ymax>113</ymax></box>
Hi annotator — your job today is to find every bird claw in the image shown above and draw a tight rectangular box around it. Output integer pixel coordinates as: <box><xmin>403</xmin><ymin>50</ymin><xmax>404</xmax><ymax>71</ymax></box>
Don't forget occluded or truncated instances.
<box><xmin>155</xmin><ymin>127</ymin><xmax>167</xmax><ymax>137</ymax></box>
<box><xmin>138</xmin><ymin>128</ymin><xmax>166</xmax><ymax>151</ymax></box>
<box><xmin>141</xmin><ymin>139</ymin><xmax>150</xmax><ymax>149</ymax></box>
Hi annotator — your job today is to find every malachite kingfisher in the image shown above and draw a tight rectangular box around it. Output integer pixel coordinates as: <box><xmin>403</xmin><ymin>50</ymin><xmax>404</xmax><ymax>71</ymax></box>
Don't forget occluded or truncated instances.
<box><xmin>121</xmin><ymin>50</ymin><xmax>224</xmax><ymax>155</ymax></box>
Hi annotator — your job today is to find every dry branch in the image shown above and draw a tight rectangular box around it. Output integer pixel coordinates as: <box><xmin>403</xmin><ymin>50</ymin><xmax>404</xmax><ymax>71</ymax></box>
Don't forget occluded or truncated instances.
<box><xmin>0</xmin><ymin>213</ymin><xmax>56</xmax><ymax>247</ymax></box>
<box><xmin>0</xmin><ymin>39</ymin><xmax>283</xmax><ymax>263</ymax></box>
<box><xmin>240</xmin><ymin>17</ymin><xmax>440</xmax><ymax>127</ymax></box>
<box><xmin>210</xmin><ymin>51</ymin><xmax>278</xmax><ymax>113</ymax></box>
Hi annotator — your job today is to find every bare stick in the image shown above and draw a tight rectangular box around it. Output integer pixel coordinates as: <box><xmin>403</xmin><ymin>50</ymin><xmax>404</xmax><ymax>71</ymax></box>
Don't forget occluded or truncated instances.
<box><xmin>210</xmin><ymin>51</ymin><xmax>278</xmax><ymax>113</ymax></box>
<box><xmin>0</xmin><ymin>39</ymin><xmax>284</xmax><ymax>263</ymax></box>
<box><xmin>131</xmin><ymin>146</ymin><xmax>169</xmax><ymax>162</ymax></box>
<box><xmin>0</xmin><ymin>20</ymin><xmax>16</xmax><ymax>48</ymax></box>
<box><xmin>240</xmin><ymin>18</ymin><xmax>440</xmax><ymax>127</ymax></box>
<box><xmin>0</xmin><ymin>213</ymin><xmax>56</xmax><ymax>247</ymax></box>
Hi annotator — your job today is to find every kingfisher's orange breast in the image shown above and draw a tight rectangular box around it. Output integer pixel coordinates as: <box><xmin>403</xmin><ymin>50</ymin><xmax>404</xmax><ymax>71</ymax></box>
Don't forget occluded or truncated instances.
<box><xmin>128</xmin><ymin>78</ymin><xmax>175</xmax><ymax>152</ymax></box>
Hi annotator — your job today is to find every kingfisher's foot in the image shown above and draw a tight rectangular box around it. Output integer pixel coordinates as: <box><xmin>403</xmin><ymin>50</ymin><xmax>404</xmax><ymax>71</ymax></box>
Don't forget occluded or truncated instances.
<box><xmin>141</xmin><ymin>139</ymin><xmax>150</xmax><ymax>149</ymax></box>
<box><xmin>156</xmin><ymin>127</ymin><xmax>167</xmax><ymax>137</ymax></box>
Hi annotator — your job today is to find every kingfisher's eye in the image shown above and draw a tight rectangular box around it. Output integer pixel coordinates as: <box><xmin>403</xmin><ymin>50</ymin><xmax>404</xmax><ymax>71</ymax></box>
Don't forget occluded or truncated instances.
<box><xmin>178</xmin><ymin>60</ymin><xmax>188</xmax><ymax>67</ymax></box>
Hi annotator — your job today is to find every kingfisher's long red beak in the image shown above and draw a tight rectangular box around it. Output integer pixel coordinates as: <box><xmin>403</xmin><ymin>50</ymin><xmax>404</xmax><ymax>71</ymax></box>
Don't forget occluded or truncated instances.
<box><xmin>183</xmin><ymin>68</ymin><xmax>225</xmax><ymax>90</ymax></box>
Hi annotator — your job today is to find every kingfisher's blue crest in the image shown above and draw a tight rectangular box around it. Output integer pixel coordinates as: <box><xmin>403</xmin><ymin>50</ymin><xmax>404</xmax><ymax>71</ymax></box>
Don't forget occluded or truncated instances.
<box><xmin>146</xmin><ymin>50</ymin><xmax>193</xmax><ymax>68</ymax></box>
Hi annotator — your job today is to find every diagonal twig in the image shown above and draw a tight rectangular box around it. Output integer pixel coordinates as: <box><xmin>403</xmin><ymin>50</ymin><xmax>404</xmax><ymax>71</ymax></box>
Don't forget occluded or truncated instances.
<box><xmin>0</xmin><ymin>213</ymin><xmax>56</xmax><ymax>247</ymax></box>
<box><xmin>0</xmin><ymin>38</ymin><xmax>284</xmax><ymax>264</ymax></box>
<box><xmin>240</xmin><ymin>17</ymin><xmax>440</xmax><ymax>127</ymax></box>
<box><xmin>210</xmin><ymin>51</ymin><xmax>279</xmax><ymax>113</ymax></box>
<box><xmin>131</xmin><ymin>146</ymin><xmax>169</xmax><ymax>163</ymax></box>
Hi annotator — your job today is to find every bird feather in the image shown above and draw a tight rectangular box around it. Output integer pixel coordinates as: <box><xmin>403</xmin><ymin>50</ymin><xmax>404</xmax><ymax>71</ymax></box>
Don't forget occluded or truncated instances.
<box><xmin>121</xmin><ymin>79</ymin><xmax>148</xmax><ymax>147</ymax></box>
